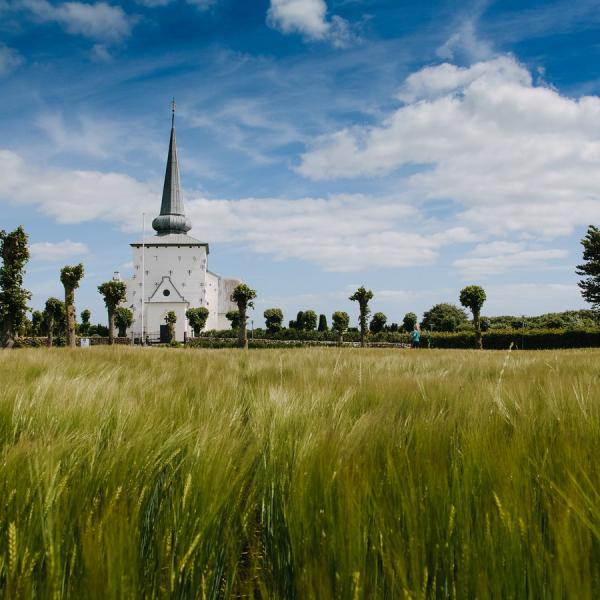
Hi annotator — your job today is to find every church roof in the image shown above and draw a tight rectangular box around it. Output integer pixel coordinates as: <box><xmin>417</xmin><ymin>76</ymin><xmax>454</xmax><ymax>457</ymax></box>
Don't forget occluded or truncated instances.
<box><xmin>151</xmin><ymin>102</ymin><xmax>193</xmax><ymax>236</ymax></box>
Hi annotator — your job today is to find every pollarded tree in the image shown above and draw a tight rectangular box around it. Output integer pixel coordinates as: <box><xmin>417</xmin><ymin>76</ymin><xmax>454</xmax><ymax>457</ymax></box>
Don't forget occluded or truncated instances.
<box><xmin>459</xmin><ymin>285</ymin><xmax>487</xmax><ymax>350</ymax></box>
<box><xmin>231</xmin><ymin>283</ymin><xmax>257</xmax><ymax>349</ymax></box>
<box><xmin>403</xmin><ymin>312</ymin><xmax>418</xmax><ymax>332</ymax></box>
<box><xmin>115</xmin><ymin>307</ymin><xmax>134</xmax><ymax>338</ymax></box>
<box><xmin>44</xmin><ymin>297</ymin><xmax>64</xmax><ymax>348</ymax></box>
<box><xmin>60</xmin><ymin>263</ymin><xmax>84</xmax><ymax>348</ymax></box>
<box><xmin>303</xmin><ymin>310</ymin><xmax>318</xmax><ymax>332</ymax></box>
<box><xmin>370</xmin><ymin>312</ymin><xmax>387</xmax><ymax>334</ymax></box>
<box><xmin>331</xmin><ymin>311</ymin><xmax>350</xmax><ymax>343</ymax></box>
<box><xmin>349</xmin><ymin>286</ymin><xmax>373</xmax><ymax>347</ymax></box>
<box><xmin>80</xmin><ymin>309</ymin><xmax>91</xmax><ymax>336</ymax></box>
<box><xmin>577</xmin><ymin>225</ymin><xmax>600</xmax><ymax>310</ymax></box>
<box><xmin>226</xmin><ymin>310</ymin><xmax>240</xmax><ymax>330</ymax></box>
<box><xmin>165</xmin><ymin>311</ymin><xmax>177</xmax><ymax>342</ymax></box>
<box><xmin>186</xmin><ymin>307</ymin><xmax>210</xmax><ymax>337</ymax></box>
<box><xmin>318</xmin><ymin>314</ymin><xmax>328</xmax><ymax>332</ymax></box>
<box><xmin>0</xmin><ymin>226</ymin><xmax>31</xmax><ymax>348</ymax></box>
<box><xmin>264</xmin><ymin>308</ymin><xmax>283</xmax><ymax>334</ymax></box>
<box><xmin>98</xmin><ymin>280</ymin><xmax>127</xmax><ymax>345</ymax></box>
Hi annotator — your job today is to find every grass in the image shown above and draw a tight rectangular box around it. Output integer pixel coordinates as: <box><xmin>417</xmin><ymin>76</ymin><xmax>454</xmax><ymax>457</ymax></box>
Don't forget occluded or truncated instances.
<box><xmin>1</xmin><ymin>347</ymin><xmax>600</xmax><ymax>598</ymax></box>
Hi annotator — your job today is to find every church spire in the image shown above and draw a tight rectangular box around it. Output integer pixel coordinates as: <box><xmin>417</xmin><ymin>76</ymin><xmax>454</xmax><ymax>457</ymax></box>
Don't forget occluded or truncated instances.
<box><xmin>152</xmin><ymin>99</ymin><xmax>192</xmax><ymax>236</ymax></box>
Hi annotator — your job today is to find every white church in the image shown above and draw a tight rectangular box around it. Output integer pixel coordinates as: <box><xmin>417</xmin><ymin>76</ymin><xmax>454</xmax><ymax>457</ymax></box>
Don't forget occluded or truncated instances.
<box><xmin>123</xmin><ymin>108</ymin><xmax>240</xmax><ymax>342</ymax></box>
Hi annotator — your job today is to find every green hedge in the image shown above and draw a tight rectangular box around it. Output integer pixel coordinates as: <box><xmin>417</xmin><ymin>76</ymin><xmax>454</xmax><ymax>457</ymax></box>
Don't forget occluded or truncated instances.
<box><xmin>194</xmin><ymin>328</ymin><xmax>600</xmax><ymax>350</ymax></box>
<box><xmin>424</xmin><ymin>328</ymin><xmax>600</xmax><ymax>350</ymax></box>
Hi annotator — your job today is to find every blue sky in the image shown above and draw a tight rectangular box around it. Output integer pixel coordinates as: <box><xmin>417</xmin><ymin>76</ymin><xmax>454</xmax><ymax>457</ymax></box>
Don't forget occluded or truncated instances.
<box><xmin>2</xmin><ymin>0</ymin><xmax>600</xmax><ymax>327</ymax></box>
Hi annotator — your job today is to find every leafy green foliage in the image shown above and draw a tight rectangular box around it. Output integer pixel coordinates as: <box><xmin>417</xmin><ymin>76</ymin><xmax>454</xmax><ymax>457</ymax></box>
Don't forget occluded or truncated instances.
<box><xmin>421</xmin><ymin>303</ymin><xmax>468</xmax><ymax>332</ymax></box>
<box><xmin>61</xmin><ymin>263</ymin><xmax>85</xmax><ymax>347</ymax></box>
<box><xmin>115</xmin><ymin>307</ymin><xmax>134</xmax><ymax>337</ymax></box>
<box><xmin>369</xmin><ymin>312</ymin><xmax>387</xmax><ymax>333</ymax></box>
<box><xmin>402</xmin><ymin>312</ymin><xmax>417</xmax><ymax>332</ymax></box>
<box><xmin>302</xmin><ymin>310</ymin><xmax>318</xmax><ymax>332</ymax></box>
<box><xmin>186</xmin><ymin>307</ymin><xmax>210</xmax><ymax>336</ymax></box>
<box><xmin>459</xmin><ymin>285</ymin><xmax>487</xmax><ymax>349</ymax></box>
<box><xmin>577</xmin><ymin>225</ymin><xmax>600</xmax><ymax>310</ymax></box>
<box><xmin>226</xmin><ymin>310</ymin><xmax>241</xmax><ymax>330</ymax></box>
<box><xmin>331</xmin><ymin>311</ymin><xmax>350</xmax><ymax>339</ymax></box>
<box><xmin>98</xmin><ymin>280</ymin><xmax>127</xmax><ymax>344</ymax></box>
<box><xmin>0</xmin><ymin>226</ymin><xmax>31</xmax><ymax>347</ymax></box>
<box><xmin>79</xmin><ymin>309</ymin><xmax>91</xmax><ymax>335</ymax></box>
<box><xmin>349</xmin><ymin>286</ymin><xmax>374</xmax><ymax>347</ymax></box>
<box><xmin>263</xmin><ymin>308</ymin><xmax>284</xmax><ymax>334</ymax></box>
<box><xmin>230</xmin><ymin>283</ymin><xmax>257</xmax><ymax>349</ymax></box>
<box><xmin>44</xmin><ymin>297</ymin><xmax>65</xmax><ymax>347</ymax></box>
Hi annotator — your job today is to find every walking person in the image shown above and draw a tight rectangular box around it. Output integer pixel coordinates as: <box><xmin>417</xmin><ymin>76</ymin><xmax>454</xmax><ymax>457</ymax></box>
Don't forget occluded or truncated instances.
<box><xmin>411</xmin><ymin>324</ymin><xmax>421</xmax><ymax>349</ymax></box>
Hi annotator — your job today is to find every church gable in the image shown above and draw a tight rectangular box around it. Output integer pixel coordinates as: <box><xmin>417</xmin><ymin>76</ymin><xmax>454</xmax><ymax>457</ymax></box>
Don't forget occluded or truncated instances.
<box><xmin>148</xmin><ymin>276</ymin><xmax>187</xmax><ymax>303</ymax></box>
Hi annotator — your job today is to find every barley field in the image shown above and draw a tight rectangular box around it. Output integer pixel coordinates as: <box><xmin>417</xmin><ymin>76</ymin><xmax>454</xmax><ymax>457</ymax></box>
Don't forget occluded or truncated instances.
<box><xmin>1</xmin><ymin>347</ymin><xmax>600</xmax><ymax>599</ymax></box>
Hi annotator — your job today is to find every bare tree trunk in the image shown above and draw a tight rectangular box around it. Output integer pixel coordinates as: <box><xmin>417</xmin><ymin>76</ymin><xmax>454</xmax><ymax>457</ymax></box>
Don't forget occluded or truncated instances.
<box><xmin>474</xmin><ymin>311</ymin><xmax>483</xmax><ymax>350</ymax></box>
<box><xmin>108</xmin><ymin>309</ymin><xmax>115</xmax><ymax>345</ymax></box>
<box><xmin>1</xmin><ymin>320</ymin><xmax>14</xmax><ymax>348</ymax></box>
<box><xmin>360</xmin><ymin>305</ymin><xmax>366</xmax><ymax>348</ymax></box>
<box><xmin>64</xmin><ymin>286</ymin><xmax>76</xmax><ymax>347</ymax></box>
<box><xmin>238</xmin><ymin>306</ymin><xmax>248</xmax><ymax>349</ymax></box>
<box><xmin>47</xmin><ymin>316</ymin><xmax>54</xmax><ymax>348</ymax></box>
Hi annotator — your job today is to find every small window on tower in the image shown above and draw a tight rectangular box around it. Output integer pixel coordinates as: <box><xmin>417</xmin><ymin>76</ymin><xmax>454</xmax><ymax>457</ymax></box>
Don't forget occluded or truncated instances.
<box><xmin>145</xmin><ymin>270</ymin><xmax>149</xmax><ymax>276</ymax></box>
<box><xmin>188</xmin><ymin>270</ymin><xmax>192</xmax><ymax>276</ymax></box>
<box><xmin>178</xmin><ymin>256</ymin><xmax>181</xmax><ymax>261</ymax></box>
<box><xmin>163</xmin><ymin>289</ymin><xmax>171</xmax><ymax>297</ymax></box>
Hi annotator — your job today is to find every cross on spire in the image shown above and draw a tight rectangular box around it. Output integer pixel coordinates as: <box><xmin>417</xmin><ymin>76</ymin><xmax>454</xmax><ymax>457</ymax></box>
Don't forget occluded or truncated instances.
<box><xmin>171</xmin><ymin>97</ymin><xmax>176</xmax><ymax>126</ymax></box>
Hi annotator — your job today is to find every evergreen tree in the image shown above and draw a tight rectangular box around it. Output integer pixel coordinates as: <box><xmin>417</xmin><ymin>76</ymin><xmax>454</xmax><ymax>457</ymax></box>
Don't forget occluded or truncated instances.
<box><xmin>460</xmin><ymin>285</ymin><xmax>487</xmax><ymax>349</ymax></box>
<box><xmin>295</xmin><ymin>311</ymin><xmax>305</xmax><ymax>331</ymax></box>
<box><xmin>577</xmin><ymin>225</ymin><xmax>600</xmax><ymax>310</ymax></box>
<box><xmin>186</xmin><ymin>307</ymin><xmax>210</xmax><ymax>337</ymax></box>
<box><xmin>80</xmin><ymin>309</ymin><xmax>91</xmax><ymax>336</ymax></box>
<box><xmin>349</xmin><ymin>286</ymin><xmax>373</xmax><ymax>347</ymax></box>
<box><xmin>60</xmin><ymin>263</ymin><xmax>84</xmax><ymax>347</ymax></box>
<box><xmin>318</xmin><ymin>314</ymin><xmax>328</xmax><ymax>332</ymax></box>
<box><xmin>98</xmin><ymin>281</ymin><xmax>127</xmax><ymax>345</ymax></box>
<box><xmin>0</xmin><ymin>226</ymin><xmax>31</xmax><ymax>348</ymax></box>
<box><xmin>231</xmin><ymin>284</ymin><xmax>257</xmax><ymax>349</ymax></box>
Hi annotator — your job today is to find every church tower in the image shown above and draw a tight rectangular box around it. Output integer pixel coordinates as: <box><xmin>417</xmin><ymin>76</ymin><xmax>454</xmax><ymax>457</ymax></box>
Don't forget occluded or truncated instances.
<box><xmin>124</xmin><ymin>103</ymin><xmax>240</xmax><ymax>342</ymax></box>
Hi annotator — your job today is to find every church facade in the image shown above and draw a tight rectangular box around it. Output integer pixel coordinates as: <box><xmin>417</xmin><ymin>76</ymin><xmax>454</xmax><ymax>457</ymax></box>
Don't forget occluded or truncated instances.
<box><xmin>124</xmin><ymin>111</ymin><xmax>240</xmax><ymax>342</ymax></box>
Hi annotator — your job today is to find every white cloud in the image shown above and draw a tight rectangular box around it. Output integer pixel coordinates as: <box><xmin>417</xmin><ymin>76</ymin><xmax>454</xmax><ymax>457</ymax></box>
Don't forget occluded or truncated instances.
<box><xmin>436</xmin><ymin>19</ymin><xmax>493</xmax><ymax>62</ymax></box>
<box><xmin>0</xmin><ymin>148</ymin><xmax>480</xmax><ymax>272</ymax></box>
<box><xmin>298</xmin><ymin>56</ymin><xmax>600</xmax><ymax>239</ymax></box>
<box><xmin>23</xmin><ymin>0</ymin><xmax>134</xmax><ymax>42</ymax></box>
<box><xmin>30</xmin><ymin>240</ymin><xmax>89</xmax><ymax>262</ymax></box>
<box><xmin>0</xmin><ymin>44</ymin><xmax>24</xmax><ymax>76</ymax></box>
<box><xmin>267</xmin><ymin>0</ymin><xmax>356</xmax><ymax>47</ymax></box>
<box><xmin>454</xmin><ymin>247</ymin><xmax>568</xmax><ymax>278</ymax></box>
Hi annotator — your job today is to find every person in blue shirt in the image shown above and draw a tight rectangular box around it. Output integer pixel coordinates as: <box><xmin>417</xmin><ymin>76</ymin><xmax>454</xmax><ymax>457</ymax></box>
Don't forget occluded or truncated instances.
<box><xmin>411</xmin><ymin>324</ymin><xmax>421</xmax><ymax>348</ymax></box>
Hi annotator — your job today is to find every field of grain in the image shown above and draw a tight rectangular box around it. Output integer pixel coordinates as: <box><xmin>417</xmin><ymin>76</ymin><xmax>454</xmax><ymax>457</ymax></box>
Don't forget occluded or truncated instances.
<box><xmin>1</xmin><ymin>347</ymin><xmax>600</xmax><ymax>598</ymax></box>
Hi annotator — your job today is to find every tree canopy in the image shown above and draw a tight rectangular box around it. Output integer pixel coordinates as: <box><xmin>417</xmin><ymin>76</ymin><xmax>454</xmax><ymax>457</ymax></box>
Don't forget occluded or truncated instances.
<box><xmin>577</xmin><ymin>225</ymin><xmax>600</xmax><ymax>310</ymax></box>
<box><xmin>421</xmin><ymin>303</ymin><xmax>468</xmax><ymax>332</ymax></box>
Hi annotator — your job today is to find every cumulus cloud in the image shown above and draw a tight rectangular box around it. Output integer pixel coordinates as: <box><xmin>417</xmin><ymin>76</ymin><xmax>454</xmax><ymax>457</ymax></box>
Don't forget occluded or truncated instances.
<box><xmin>298</xmin><ymin>56</ymin><xmax>600</xmax><ymax>239</ymax></box>
<box><xmin>267</xmin><ymin>0</ymin><xmax>356</xmax><ymax>47</ymax></box>
<box><xmin>22</xmin><ymin>0</ymin><xmax>134</xmax><ymax>42</ymax></box>
<box><xmin>0</xmin><ymin>148</ymin><xmax>478</xmax><ymax>272</ymax></box>
<box><xmin>30</xmin><ymin>240</ymin><xmax>89</xmax><ymax>262</ymax></box>
<box><xmin>0</xmin><ymin>44</ymin><xmax>24</xmax><ymax>76</ymax></box>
